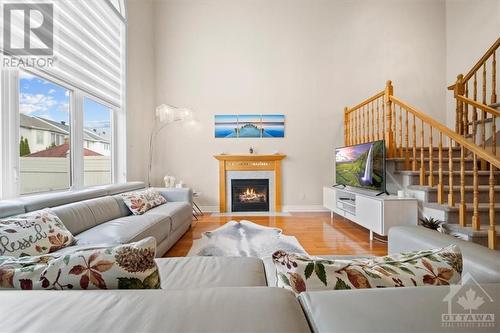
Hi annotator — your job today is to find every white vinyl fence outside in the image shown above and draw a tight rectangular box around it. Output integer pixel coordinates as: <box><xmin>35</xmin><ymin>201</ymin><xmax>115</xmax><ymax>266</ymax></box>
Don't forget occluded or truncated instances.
<box><xmin>20</xmin><ymin>157</ymin><xmax>112</xmax><ymax>194</ymax></box>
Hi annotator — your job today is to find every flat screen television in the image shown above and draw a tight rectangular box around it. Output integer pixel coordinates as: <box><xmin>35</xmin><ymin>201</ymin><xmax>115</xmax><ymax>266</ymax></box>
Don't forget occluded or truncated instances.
<box><xmin>335</xmin><ymin>140</ymin><xmax>386</xmax><ymax>192</ymax></box>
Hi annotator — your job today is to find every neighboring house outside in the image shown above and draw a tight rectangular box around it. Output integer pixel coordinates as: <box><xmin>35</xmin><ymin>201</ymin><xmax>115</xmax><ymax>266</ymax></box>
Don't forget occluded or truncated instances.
<box><xmin>20</xmin><ymin>114</ymin><xmax>111</xmax><ymax>156</ymax></box>
<box><xmin>19</xmin><ymin>114</ymin><xmax>66</xmax><ymax>154</ymax></box>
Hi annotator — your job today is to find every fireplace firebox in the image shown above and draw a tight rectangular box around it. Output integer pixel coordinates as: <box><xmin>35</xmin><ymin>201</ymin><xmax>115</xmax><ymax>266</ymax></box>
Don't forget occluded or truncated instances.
<box><xmin>231</xmin><ymin>179</ymin><xmax>269</xmax><ymax>212</ymax></box>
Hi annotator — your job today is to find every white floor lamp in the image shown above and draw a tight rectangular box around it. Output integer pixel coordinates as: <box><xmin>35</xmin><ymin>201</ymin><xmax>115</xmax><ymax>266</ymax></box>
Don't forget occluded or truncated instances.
<box><xmin>147</xmin><ymin>104</ymin><xmax>193</xmax><ymax>187</ymax></box>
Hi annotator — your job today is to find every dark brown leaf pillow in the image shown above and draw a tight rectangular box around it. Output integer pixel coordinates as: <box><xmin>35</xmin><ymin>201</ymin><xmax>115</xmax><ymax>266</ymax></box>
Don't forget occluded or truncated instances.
<box><xmin>0</xmin><ymin>237</ymin><xmax>160</xmax><ymax>290</ymax></box>
<box><xmin>0</xmin><ymin>209</ymin><xmax>75</xmax><ymax>257</ymax></box>
<box><xmin>271</xmin><ymin>245</ymin><xmax>462</xmax><ymax>294</ymax></box>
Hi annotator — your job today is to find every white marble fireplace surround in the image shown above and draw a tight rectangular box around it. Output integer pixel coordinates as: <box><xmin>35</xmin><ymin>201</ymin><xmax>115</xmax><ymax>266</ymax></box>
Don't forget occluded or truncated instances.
<box><xmin>226</xmin><ymin>171</ymin><xmax>275</xmax><ymax>212</ymax></box>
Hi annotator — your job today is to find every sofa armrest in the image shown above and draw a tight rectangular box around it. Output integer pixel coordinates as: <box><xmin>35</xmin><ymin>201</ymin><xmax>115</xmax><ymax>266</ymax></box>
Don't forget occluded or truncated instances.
<box><xmin>388</xmin><ymin>226</ymin><xmax>500</xmax><ymax>283</ymax></box>
<box><xmin>156</xmin><ymin>187</ymin><xmax>193</xmax><ymax>205</ymax></box>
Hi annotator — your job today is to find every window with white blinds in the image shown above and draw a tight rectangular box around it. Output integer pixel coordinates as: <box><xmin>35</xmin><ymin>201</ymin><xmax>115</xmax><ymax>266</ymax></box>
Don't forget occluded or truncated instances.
<box><xmin>50</xmin><ymin>0</ymin><xmax>125</xmax><ymax>108</ymax></box>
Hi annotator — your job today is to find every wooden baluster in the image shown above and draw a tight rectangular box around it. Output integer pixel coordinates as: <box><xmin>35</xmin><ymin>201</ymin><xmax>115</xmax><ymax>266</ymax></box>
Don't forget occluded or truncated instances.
<box><xmin>492</xmin><ymin>53</ymin><xmax>497</xmax><ymax>157</ymax></box>
<box><xmin>463</xmin><ymin>82</ymin><xmax>469</xmax><ymax>136</ymax></box>
<box><xmin>472</xmin><ymin>152</ymin><xmax>480</xmax><ymax>230</ymax></box>
<box><xmin>481</xmin><ymin>63</ymin><xmax>488</xmax><ymax>170</ymax></box>
<box><xmin>420</xmin><ymin>119</ymin><xmax>425</xmax><ymax>186</ymax></box>
<box><xmin>404</xmin><ymin>109</ymin><xmax>409</xmax><ymax>169</ymax></box>
<box><xmin>344</xmin><ymin>107</ymin><xmax>349</xmax><ymax>145</ymax></box>
<box><xmin>455</xmin><ymin>74</ymin><xmax>464</xmax><ymax>135</ymax></box>
<box><xmin>428</xmin><ymin>126</ymin><xmax>434</xmax><ymax>186</ymax></box>
<box><xmin>377</xmin><ymin>99</ymin><xmax>380</xmax><ymax>140</ymax></box>
<box><xmin>366</xmin><ymin>104</ymin><xmax>370</xmax><ymax>143</ymax></box>
<box><xmin>459</xmin><ymin>146</ymin><xmax>466</xmax><ymax>226</ymax></box>
<box><xmin>358</xmin><ymin>109</ymin><xmax>361</xmax><ymax>144</ymax></box>
<box><xmin>448</xmin><ymin>138</ymin><xmax>455</xmax><ymax>207</ymax></box>
<box><xmin>371</xmin><ymin>102</ymin><xmax>375</xmax><ymax>142</ymax></box>
<box><xmin>362</xmin><ymin>106</ymin><xmax>365</xmax><ymax>143</ymax></box>
<box><xmin>399</xmin><ymin>105</ymin><xmax>403</xmax><ymax>158</ymax></box>
<box><xmin>493</xmin><ymin>51</ymin><xmax>497</xmax><ymax>104</ymax></box>
<box><xmin>488</xmin><ymin>164</ymin><xmax>497</xmax><ymax>250</ymax></box>
<box><xmin>385</xmin><ymin>81</ymin><xmax>394</xmax><ymax>157</ymax></box>
<box><xmin>363</xmin><ymin>105</ymin><xmax>370</xmax><ymax>142</ymax></box>
<box><xmin>350</xmin><ymin>112</ymin><xmax>353</xmax><ymax>145</ymax></box>
<box><xmin>382</xmin><ymin>97</ymin><xmax>386</xmax><ymax>143</ymax></box>
<box><xmin>393</xmin><ymin>101</ymin><xmax>397</xmax><ymax>150</ymax></box>
<box><xmin>473</xmin><ymin>72</ymin><xmax>478</xmax><ymax>145</ymax></box>
<box><xmin>437</xmin><ymin>132</ymin><xmax>444</xmax><ymax>204</ymax></box>
<box><xmin>366</xmin><ymin>103</ymin><xmax>372</xmax><ymax>141</ymax></box>
<box><xmin>412</xmin><ymin>113</ymin><xmax>417</xmax><ymax>171</ymax></box>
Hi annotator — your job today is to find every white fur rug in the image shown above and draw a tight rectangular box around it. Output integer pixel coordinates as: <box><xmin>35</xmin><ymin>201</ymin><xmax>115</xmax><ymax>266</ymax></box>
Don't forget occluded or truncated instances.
<box><xmin>187</xmin><ymin>220</ymin><xmax>307</xmax><ymax>258</ymax></box>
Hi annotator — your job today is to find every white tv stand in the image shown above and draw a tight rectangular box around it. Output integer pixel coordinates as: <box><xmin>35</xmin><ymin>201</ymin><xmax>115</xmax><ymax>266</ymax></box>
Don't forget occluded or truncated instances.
<box><xmin>323</xmin><ymin>186</ymin><xmax>417</xmax><ymax>240</ymax></box>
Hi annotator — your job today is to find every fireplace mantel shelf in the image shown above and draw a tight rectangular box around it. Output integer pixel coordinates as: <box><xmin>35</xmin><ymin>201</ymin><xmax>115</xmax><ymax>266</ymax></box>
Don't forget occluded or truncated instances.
<box><xmin>214</xmin><ymin>154</ymin><xmax>286</xmax><ymax>212</ymax></box>
<box><xmin>214</xmin><ymin>154</ymin><xmax>286</xmax><ymax>161</ymax></box>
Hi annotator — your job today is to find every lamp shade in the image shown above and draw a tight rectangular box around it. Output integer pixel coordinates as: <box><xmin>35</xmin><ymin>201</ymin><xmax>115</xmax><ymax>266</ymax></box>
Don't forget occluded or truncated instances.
<box><xmin>156</xmin><ymin>104</ymin><xmax>193</xmax><ymax>123</ymax></box>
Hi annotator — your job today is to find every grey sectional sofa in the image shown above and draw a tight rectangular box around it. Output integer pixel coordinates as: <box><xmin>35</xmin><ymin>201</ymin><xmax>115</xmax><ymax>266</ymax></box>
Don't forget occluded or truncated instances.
<box><xmin>1</xmin><ymin>185</ymin><xmax>500</xmax><ymax>332</ymax></box>
<box><xmin>0</xmin><ymin>182</ymin><xmax>193</xmax><ymax>256</ymax></box>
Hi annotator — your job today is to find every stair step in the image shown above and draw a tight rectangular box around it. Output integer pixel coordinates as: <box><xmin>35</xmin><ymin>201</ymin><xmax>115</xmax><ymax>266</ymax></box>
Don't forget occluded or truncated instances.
<box><xmin>489</xmin><ymin>102</ymin><xmax>500</xmax><ymax>110</ymax></box>
<box><xmin>423</xmin><ymin>202</ymin><xmax>500</xmax><ymax>225</ymax></box>
<box><xmin>389</xmin><ymin>157</ymin><xmax>477</xmax><ymax>171</ymax></box>
<box><xmin>408</xmin><ymin>184</ymin><xmax>500</xmax><ymax>203</ymax></box>
<box><xmin>441</xmin><ymin>224</ymin><xmax>500</xmax><ymax>248</ymax></box>
<box><xmin>467</xmin><ymin>118</ymin><xmax>493</xmax><ymax>126</ymax></box>
<box><xmin>394</xmin><ymin>170</ymin><xmax>500</xmax><ymax>186</ymax></box>
<box><xmin>390</xmin><ymin>147</ymin><xmax>463</xmax><ymax>158</ymax></box>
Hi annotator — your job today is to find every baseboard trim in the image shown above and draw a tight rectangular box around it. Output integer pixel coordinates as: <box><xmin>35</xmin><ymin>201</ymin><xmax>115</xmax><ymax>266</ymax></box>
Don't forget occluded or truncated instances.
<box><xmin>198</xmin><ymin>205</ymin><xmax>329</xmax><ymax>213</ymax></box>
<box><xmin>282</xmin><ymin>205</ymin><xmax>329</xmax><ymax>212</ymax></box>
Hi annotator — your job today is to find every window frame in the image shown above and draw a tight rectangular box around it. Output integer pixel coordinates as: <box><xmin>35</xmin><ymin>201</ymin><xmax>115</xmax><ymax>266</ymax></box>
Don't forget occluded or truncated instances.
<box><xmin>82</xmin><ymin>94</ymin><xmax>116</xmax><ymax>187</ymax></box>
<box><xmin>0</xmin><ymin>68</ymin><xmax>125</xmax><ymax>198</ymax></box>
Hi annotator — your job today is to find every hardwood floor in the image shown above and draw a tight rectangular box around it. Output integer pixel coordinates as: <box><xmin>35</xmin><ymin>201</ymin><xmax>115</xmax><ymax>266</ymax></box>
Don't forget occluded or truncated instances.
<box><xmin>164</xmin><ymin>212</ymin><xmax>388</xmax><ymax>257</ymax></box>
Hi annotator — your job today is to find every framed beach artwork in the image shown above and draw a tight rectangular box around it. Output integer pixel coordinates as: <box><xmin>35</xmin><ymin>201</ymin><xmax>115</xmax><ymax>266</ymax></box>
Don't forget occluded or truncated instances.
<box><xmin>237</xmin><ymin>114</ymin><xmax>262</xmax><ymax>138</ymax></box>
<box><xmin>261</xmin><ymin>114</ymin><xmax>285</xmax><ymax>138</ymax></box>
<box><xmin>214</xmin><ymin>115</ymin><xmax>238</xmax><ymax>138</ymax></box>
<box><xmin>214</xmin><ymin>114</ymin><xmax>285</xmax><ymax>138</ymax></box>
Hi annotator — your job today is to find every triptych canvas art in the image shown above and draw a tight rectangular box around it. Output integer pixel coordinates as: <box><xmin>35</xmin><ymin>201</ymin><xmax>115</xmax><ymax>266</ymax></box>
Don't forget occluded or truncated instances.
<box><xmin>214</xmin><ymin>114</ymin><xmax>285</xmax><ymax>138</ymax></box>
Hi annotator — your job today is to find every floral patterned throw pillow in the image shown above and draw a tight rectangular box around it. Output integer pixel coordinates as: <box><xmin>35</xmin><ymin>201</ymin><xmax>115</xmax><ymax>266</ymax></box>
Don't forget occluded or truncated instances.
<box><xmin>0</xmin><ymin>237</ymin><xmax>160</xmax><ymax>290</ymax></box>
<box><xmin>272</xmin><ymin>245</ymin><xmax>462</xmax><ymax>295</ymax></box>
<box><xmin>122</xmin><ymin>189</ymin><xmax>167</xmax><ymax>215</ymax></box>
<box><xmin>0</xmin><ymin>209</ymin><xmax>75</xmax><ymax>257</ymax></box>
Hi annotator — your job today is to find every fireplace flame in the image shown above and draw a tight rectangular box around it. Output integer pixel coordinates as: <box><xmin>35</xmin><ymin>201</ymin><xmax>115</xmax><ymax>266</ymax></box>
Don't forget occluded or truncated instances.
<box><xmin>239</xmin><ymin>187</ymin><xmax>265</xmax><ymax>202</ymax></box>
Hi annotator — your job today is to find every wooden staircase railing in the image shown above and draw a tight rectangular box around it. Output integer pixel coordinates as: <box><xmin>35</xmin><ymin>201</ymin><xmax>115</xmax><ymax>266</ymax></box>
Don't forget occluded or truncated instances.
<box><xmin>345</xmin><ymin>81</ymin><xmax>499</xmax><ymax>250</ymax></box>
<box><xmin>449</xmin><ymin>37</ymin><xmax>499</xmax><ymax>161</ymax></box>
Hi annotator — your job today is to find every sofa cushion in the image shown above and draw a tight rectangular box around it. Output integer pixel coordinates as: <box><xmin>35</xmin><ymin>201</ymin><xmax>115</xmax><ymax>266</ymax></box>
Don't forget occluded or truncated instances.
<box><xmin>19</xmin><ymin>188</ymin><xmax>109</xmax><ymax>212</ymax></box>
<box><xmin>102</xmin><ymin>182</ymin><xmax>145</xmax><ymax>195</ymax></box>
<box><xmin>146</xmin><ymin>202</ymin><xmax>192</xmax><ymax>232</ymax></box>
<box><xmin>0</xmin><ymin>287</ymin><xmax>311</xmax><ymax>333</ymax></box>
<box><xmin>0</xmin><ymin>209</ymin><xmax>75</xmax><ymax>257</ymax></box>
<box><xmin>299</xmin><ymin>284</ymin><xmax>500</xmax><ymax>333</ymax></box>
<box><xmin>0</xmin><ymin>200</ymin><xmax>25</xmax><ymax>219</ymax></box>
<box><xmin>75</xmin><ymin>214</ymin><xmax>171</xmax><ymax>246</ymax></box>
<box><xmin>389</xmin><ymin>226</ymin><xmax>500</xmax><ymax>283</ymax></box>
<box><xmin>156</xmin><ymin>256</ymin><xmax>267</xmax><ymax>290</ymax></box>
<box><xmin>0</xmin><ymin>237</ymin><xmax>160</xmax><ymax>290</ymax></box>
<box><xmin>121</xmin><ymin>189</ymin><xmax>166</xmax><ymax>215</ymax></box>
<box><xmin>272</xmin><ymin>246</ymin><xmax>462</xmax><ymax>294</ymax></box>
<box><xmin>84</xmin><ymin>197</ymin><xmax>126</xmax><ymax>225</ymax></box>
<box><xmin>51</xmin><ymin>201</ymin><xmax>97</xmax><ymax>235</ymax></box>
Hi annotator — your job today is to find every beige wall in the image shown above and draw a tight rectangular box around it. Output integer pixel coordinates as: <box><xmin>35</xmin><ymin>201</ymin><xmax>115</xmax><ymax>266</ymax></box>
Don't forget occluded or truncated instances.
<box><xmin>149</xmin><ymin>0</ymin><xmax>447</xmax><ymax>211</ymax></box>
<box><xmin>445</xmin><ymin>0</ymin><xmax>500</xmax><ymax>129</ymax></box>
<box><xmin>126</xmin><ymin>0</ymin><xmax>156</xmax><ymax>183</ymax></box>
<box><xmin>127</xmin><ymin>0</ymin><xmax>449</xmax><ymax>211</ymax></box>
